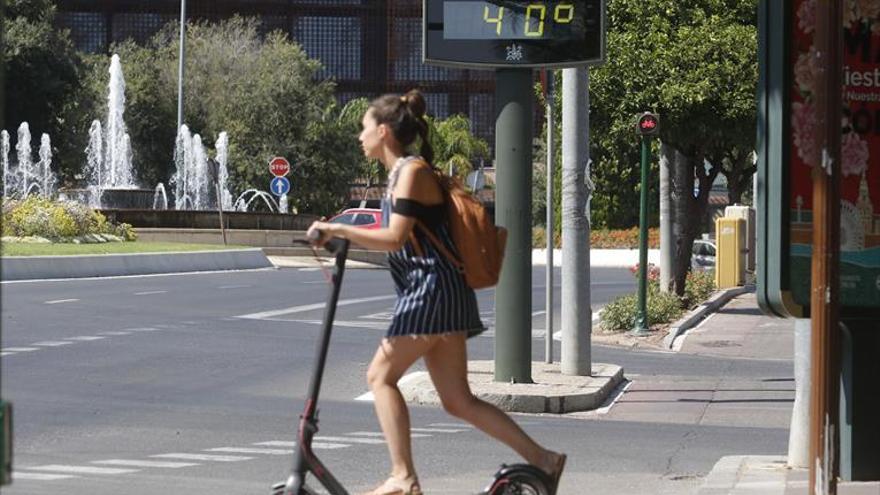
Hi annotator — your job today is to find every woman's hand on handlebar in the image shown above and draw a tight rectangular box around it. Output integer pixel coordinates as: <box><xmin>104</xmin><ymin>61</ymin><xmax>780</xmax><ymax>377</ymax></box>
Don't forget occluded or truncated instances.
<box><xmin>306</xmin><ymin>221</ymin><xmax>340</xmax><ymax>247</ymax></box>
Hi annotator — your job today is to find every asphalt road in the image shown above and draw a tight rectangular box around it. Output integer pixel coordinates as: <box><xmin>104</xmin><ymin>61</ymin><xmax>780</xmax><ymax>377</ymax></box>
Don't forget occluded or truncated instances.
<box><xmin>1</xmin><ymin>265</ymin><xmax>792</xmax><ymax>494</ymax></box>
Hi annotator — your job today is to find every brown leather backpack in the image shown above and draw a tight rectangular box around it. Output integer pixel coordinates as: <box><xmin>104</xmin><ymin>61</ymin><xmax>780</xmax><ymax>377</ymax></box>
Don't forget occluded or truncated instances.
<box><xmin>408</xmin><ymin>161</ymin><xmax>508</xmax><ymax>289</ymax></box>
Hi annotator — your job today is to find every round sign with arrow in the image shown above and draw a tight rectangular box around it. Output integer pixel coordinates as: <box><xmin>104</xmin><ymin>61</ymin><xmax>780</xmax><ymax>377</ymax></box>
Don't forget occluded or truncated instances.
<box><xmin>270</xmin><ymin>176</ymin><xmax>291</xmax><ymax>197</ymax></box>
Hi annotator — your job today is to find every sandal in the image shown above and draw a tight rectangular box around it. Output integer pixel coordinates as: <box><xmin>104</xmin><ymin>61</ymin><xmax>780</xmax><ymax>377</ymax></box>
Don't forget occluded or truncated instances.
<box><xmin>360</xmin><ymin>475</ymin><xmax>423</xmax><ymax>495</ymax></box>
<box><xmin>548</xmin><ymin>453</ymin><xmax>567</xmax><ymax>495</ymax></box>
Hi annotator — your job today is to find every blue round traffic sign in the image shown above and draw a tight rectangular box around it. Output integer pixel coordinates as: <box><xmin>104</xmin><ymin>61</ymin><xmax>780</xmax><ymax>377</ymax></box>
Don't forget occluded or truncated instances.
<box><xmin>270</xmin><ymin>176</ymin><xmax>290</xmax><ymax>196</ymax></box>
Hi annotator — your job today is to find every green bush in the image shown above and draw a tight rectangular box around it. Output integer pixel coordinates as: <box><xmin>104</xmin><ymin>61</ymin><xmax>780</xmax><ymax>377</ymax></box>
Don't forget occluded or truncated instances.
<box><xmin>600</xmin><ymin>287</ymin><xmax>684</xmax><ymax>332</ymax></box>
<box><xmin>1</xmin><ymin>197</ymin><xmax>133</xmax><ymax>241</ymax></box>
<box><xmin>684</xmin><ymin>270</ymin><xmax>716</xmax><ymax>309</ymax></box>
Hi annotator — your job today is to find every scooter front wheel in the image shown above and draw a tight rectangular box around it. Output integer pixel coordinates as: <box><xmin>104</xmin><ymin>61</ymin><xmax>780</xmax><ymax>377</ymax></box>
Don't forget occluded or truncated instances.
<box><xmin>486</xmin><ymin>470</ymin><xmax>552</xmax><ymax>495</ymax></box>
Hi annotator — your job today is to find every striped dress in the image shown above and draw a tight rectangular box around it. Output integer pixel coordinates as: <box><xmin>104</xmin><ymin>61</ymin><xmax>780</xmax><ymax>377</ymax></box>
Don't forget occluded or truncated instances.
<box><xmin>381</xmin><ymin>160</ymin><xmax>485</xmax><ymax>339</ymax></box>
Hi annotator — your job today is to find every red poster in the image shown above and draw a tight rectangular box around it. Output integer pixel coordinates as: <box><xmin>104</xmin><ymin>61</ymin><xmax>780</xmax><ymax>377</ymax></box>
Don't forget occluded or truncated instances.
<box><xmin>789</xmin><ymin>0</ymin><xmax>880</xmax><ymax>308</ymax></box>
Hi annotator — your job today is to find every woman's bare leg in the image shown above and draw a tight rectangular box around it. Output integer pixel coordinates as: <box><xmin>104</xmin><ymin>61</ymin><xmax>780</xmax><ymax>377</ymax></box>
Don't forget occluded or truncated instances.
<box><xmin>366</xmin><ymin>336</ymin><xmax>434</xmax><ymax>481</ymax></box>
<box><xmin>423</xmin><ymin>333</ymin><xmax>563</xmax><ymax>475</ymax></box>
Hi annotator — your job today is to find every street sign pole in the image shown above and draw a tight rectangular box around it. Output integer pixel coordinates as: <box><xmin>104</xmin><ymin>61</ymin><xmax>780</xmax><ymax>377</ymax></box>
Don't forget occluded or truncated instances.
<box><xmin>810</xmin><ymin>1</ymin><xmax>842</xmax><ymax>493</ymax></box>
<box><xmin>633</xmin><ymin>112</ymin><xmax>658</xmax><ymax>335</ymax></box>
<box><xmin>494</xmin><ymin>68</ymin><xmax>533</xmax><ymax>384</ymax></box>
<box><xmin>544</xmin><ymin>70</ymin><xmax>555</xmax><ymax>364</ymax></box>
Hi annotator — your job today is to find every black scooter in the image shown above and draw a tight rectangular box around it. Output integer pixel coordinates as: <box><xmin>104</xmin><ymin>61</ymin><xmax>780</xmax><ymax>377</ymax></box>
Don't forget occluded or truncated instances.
<box><xmin>272</xmin><ymin>234</ymin><xmax>554</xmax><ymax>495</ymax></box>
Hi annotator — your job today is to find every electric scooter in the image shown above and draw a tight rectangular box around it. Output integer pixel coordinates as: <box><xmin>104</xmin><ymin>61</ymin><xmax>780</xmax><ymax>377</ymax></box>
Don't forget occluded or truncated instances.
<box><xmin>272</xmin><ymin>233</ymin><xmax>555</xmax><ymax>495</ymax></box>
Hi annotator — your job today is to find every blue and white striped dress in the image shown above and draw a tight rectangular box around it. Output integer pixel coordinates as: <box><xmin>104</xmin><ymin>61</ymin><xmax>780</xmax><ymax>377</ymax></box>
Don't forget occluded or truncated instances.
<box><xmin>381</xmin><ymin>160</ymin><xmax>484</xmax><ymax>339</ymax></box>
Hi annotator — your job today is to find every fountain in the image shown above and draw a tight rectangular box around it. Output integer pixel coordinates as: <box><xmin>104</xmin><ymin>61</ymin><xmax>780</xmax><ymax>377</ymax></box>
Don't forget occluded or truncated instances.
<box><xmin>2</xmin><ymin>130</ymin><xmax>11</xmax><ymax>197</ymax></box>
<box><xmin>16</xmin><ymin>123</ymin><xmax>33</xmax><ymax>197</ymax></box>
<box><xmin>215</xmin><ymin>132</ymin><xmax>233</xmax><ymax>210</ymax></box>
<box><xmin>39</xmin><ymin>133</ymin><xmax>57</xmax><ymax>198</ymax></box>
<box><xmin>153</xmin><ymin>183</ymin><xmax>168</xmax><ymax>210</ymax></box>
<box><xmin>233</xmin><ymin>189</ymin><xmax>279</xmax><ymax>213</ymax></box>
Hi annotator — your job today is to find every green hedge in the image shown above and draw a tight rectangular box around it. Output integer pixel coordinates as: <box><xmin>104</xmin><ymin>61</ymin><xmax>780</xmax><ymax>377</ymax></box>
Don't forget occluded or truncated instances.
<box><xmin>1</xmin><ymin>197</ymin><xmax>136</xmax><ymax>241</ymax></box>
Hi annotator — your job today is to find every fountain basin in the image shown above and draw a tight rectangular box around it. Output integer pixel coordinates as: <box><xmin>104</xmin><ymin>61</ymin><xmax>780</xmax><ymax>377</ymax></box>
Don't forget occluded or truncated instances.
<box><xmin>60</xmin><ymin>188</ymin><xmax>155</xmax><ymax>209</ymax></box>
<box><xmin>98</xmin><ymin>208</ymin><xmax>318</xmax><ymax>230</ymax></box>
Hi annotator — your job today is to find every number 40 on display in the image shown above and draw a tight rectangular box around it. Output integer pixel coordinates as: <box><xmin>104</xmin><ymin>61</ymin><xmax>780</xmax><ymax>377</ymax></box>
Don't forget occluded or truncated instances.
<box><xmin>483</xmin><ymin>3</ymin><xmax>575</xmax><ymax>37</ymax></box>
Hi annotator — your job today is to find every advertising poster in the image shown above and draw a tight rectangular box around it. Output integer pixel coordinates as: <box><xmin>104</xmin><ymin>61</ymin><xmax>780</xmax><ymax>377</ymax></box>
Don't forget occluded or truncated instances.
<box><xmin>789</xmin><ymin>0</ymin><xmax>880</xmax><ymax>309</ymax></box>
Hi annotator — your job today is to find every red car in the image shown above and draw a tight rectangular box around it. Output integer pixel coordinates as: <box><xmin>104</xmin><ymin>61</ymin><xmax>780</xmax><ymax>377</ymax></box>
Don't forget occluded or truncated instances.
<box><xmin>327</xmin><ymin>208</ymin><xmax>383</xmax><ymax>230</ymax></box>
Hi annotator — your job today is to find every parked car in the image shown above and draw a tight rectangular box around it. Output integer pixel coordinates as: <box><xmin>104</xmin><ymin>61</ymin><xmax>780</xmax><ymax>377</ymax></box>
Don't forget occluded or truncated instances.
<box><xmin>327</xmin><ymin>208</ymin><xmax>383</xmax><ymax>230</ymax></box>
<box><xmin>691</xmin><ymin>239</ymin><xmax>717</xmax><ymax>272</ymax></box>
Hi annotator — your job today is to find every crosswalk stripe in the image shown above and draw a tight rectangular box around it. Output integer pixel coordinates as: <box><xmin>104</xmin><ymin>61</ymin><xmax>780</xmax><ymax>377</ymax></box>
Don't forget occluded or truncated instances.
<box><xmin>13</xmin><ymin>471</ymin><xmax>78</xmax><ymax>481</ymax></box>
<box><xmin>0</xmin><ymin>352</ymin><xmax>14</xmax><ymax>357</ymax></box>
<box><xmin>429</xmin><ymin>423</ymin><xmax>473</xmax><ymax>429</ymax></box>
<box><xmin>257</xmin><ymin>436</ymin><xmax>383</xmax><ymax>446</ymax></box>
<box><xmin>205</xmin><ymin>447</ymin><xmax>290</xmax><ymax>455</ymax></box>
<box><xmin>1</xmin><ymin>347</ymin><xmax>39</xmax><ymax>352</ymax></box>
<box><xmin>45</xmin><ymin>299</ymin><xmax>79</xmax><ymax>304</ymax></box>
<box><xmin>26</xmin><ymin>465</ymin><xmax>139</xmax><ymax>475</ymax></box>
<box><xmin>151</xmin><ymin>453</ymin><xmax>252</xmax><ymax>462</ymax></box>
<box><xmin>66</xmin><ymin>336</ymin><xmax>105</xmax><ymax>341</ymax></box>
<box><xmin>92</xmin><ymin>459</ymin><xmax>199</xmax><ymax>468</ymax></box>
<box><xmin>410</xmin><ymin>427</ymin><xmax>468</xmax><ymax>433</ymax></box>
<box><xmin>348</xmin><ymin>431</ymin><xmax>431</xmax><ymax>438</ymax></box>
<box><xmin>31</xmin><ymin>341</ymin><xmax>75</xmax><ymax>347</ymax></box>
<box><xmin>97</xmin><ymin>331</ymin><xmax>132</xmax><ymax>336</ymax></box>
<box><xmin>126</xmin><ymin>327</ymin><xmax>160</xmax><ymax>332</ymax></box>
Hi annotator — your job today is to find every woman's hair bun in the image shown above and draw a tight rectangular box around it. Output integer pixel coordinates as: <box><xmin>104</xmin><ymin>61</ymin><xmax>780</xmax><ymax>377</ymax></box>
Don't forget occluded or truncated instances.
<box><xmin>403</xmin><ymin>89</ymin><xmax>426</xmax><ymax>119</ymax></box>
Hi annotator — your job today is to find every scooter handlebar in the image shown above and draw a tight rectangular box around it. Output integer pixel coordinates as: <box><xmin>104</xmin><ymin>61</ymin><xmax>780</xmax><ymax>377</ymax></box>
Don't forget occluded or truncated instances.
<box><xmin>295</xmin><ymin>228</ymin><xmax>348</xmax><ymax>255</ymax></box>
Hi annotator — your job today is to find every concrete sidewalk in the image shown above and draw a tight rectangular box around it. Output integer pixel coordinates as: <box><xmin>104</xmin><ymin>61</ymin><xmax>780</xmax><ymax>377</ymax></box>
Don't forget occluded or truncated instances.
<box><xmin>699</xmin><ymin>455</ymin><xmax>880</xmax><ymax>494</ymax></box>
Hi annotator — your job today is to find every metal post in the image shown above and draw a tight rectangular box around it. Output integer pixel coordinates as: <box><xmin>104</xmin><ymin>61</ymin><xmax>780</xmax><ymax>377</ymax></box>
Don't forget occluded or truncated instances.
<box><xmin>560</xmin><ymin>67</ymin><xmax>591</xmax><ymax>376</ymax></box>
<box><xmin>494</xmin><ymin>69</ymin><xmax>533</xmax><ymax>384</ymax></box>
<box><xmin>632</xmin><ymin>136</ymin><xmax>651</xmax><ymax>334</ymax></box>
<box><xmin>809</xmin><ymin>1</ymin><xmax>842</xmax><ymax>493</ymax></box>
<box><xmin>545</xmin><ymin>72</ymin><xmax>555</xmax><ymax>364</ymax></box>
<box><xmin>177</xmin><ymin>0</ymin><xmax>187</xmax><ymax>132</ymax></box>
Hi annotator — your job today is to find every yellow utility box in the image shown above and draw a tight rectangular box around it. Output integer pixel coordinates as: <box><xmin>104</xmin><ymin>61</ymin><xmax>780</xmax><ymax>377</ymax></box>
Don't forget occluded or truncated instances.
<box><xmin>715</xmin><ymin>217</ymin><xmax>746</xmax><ymax>288</ymax></box>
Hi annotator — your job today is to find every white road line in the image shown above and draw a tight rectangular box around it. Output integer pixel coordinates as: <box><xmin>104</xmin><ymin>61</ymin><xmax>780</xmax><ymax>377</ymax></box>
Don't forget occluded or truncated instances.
<box><xmin>205</xmin><ymin>447</ymin><xmax>290</xmax><ymax>455</ymax></box>
<box><xmin>31</xmin><ymin>341</ymin><xmax>75</xmax><ymax>347</ymax></box>
<box><xmin>347</xmin><ymin>431</ymin><xmax>431</xmax><ymax>438</ymax></box>
<box><xmin>26</xmin><ymin>465</ymin><xmax>139</xmax><ymax>475</ymax></box>
<box><xmin>97</xmin><ymin>331</ymin><xmax>132</xmax><ymax>336</ymax></box>
<box><xmin>65</xmin><ymin>336</ymin><xmax>105</xmax><ymax>341</ymax></box>
<box><xmin>429</xmin><ymin>423</ymin><xmax>472</xmax><ymax>429</ymax></box>
<box><xmin>0</xmin><ymin>352</ymin><xmax>15</xmax><ymax>357</ymax></box>
<box><xmin>1</xmin><ymin>347</ymin><xmax>39</xmax><ymax>352</ymax></box>
<box><xmin>296</xmin><ymin>320</ymin><xmax>388</xmax><ymax>330</ymax></box>
<box><xmin>251</xmin><ymin>441</ymin><xmax>350</xmax><ymax>449</ymax></box>
<box><xmin>125</xmin><ymin>327</ymin><xmax>160</xmax><ymax>332</ymax></box>
<box><xmin>258</xmin><ymin>436</ymin><xmax>385</xmax><ymax>446</ymax></box>
<box><xmin>356</xmin><ymin>372</ymin><xmax>425</xmax><ymax>401</ymax></box>
<box><xmin>151</xmin><ymin>453</ymin><xmax>252</xmax><ymax>462</ymax></box>
<box><xmin>410</xmin><ymin>427</ymin><xmax>468</xmax><ymax>433</ymax></box>
<box><xmin>92</xmin><ymin>459</ymin><xmax>199</xmax><ymax>469</ymax></box>
<box><xmin>45</xmin><ymin>299</ymin><xmax>79</xmax><ymax>304</ymax></box>
<box><xmin>134</xmin><ymin>291</ymin><xmax>167</xmax><ymax>296</ymax></box>
<box><xmin>12</xmin><ymin>471</ymin><xmax>78</xmax><ymax>480</ymax></box>
<box><xmin>236</xmin><ymin>294</ymin><xmax>396</xmax><ymax>320</ymax></box>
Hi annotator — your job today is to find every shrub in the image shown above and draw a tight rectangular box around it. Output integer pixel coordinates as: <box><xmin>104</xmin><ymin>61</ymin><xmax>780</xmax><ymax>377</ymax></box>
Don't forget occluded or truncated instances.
<box><xmin>1</xmin><ymin>197</ymin><xmax>132</xmax><ymax>241</ymax></box>
<box><xmin>684</xmin><ymin>270</ymin><xmax>716</xmax><ymax>309</ymax></box>
<box><xmin>600</xmin><ymin>286</ymin><xmax>684</xmax><ymax>332</ymax></box>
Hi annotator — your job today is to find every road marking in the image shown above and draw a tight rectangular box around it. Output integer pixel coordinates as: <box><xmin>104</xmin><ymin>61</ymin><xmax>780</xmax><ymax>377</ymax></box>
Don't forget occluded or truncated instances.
<box><xmin>45</xmin><ymin>299</ymin><xmax>79</xmax><ymax>304</ymax></box>
<box><xmin>12</xmin><ymin>471</ymin><xmax>78</xmax><ymax>480</ymax></box>
<box><xmin>410</xmin><ymin>427</ymin><xmax>468</xmax><ymax>433</ymax></box>
<box><xmin>126</xmin><ymin>327</ymin><xmax>160</xmax><ymax>332</ymax></box>
<box><xmin>97</xmin><ymin>331</ymin><xmax>132</xmax><ymax>336</ymax></box>
<box><xmin>1</xmin><ymin>347</ymin><xmax>39</xmax><ymax>352</ymax></box>
<box><xmin>93</xmin><ymin>459</ymin><xmax>199</xmax><ymax>469</ymax></box>
<box><xmin>134</xmin><ymin>291</ymin><xmax>167</xmax><ymax>296</ymax></box>
<box><xmin>151</xmin><ymin>453</ymin><xmax>252</xmax><ymax>462</ymax></box>
<box><xmin>348</xmin><ymin>431</ymin><xmax>431</xmax><ymax>438</ymax></box>
<box><xmin>429</xmin><ymin>423</ymin><xmax>472</xmax><ymax>428</ymax></box>
<box><xmin>251</xmin><ymin>441</ymin><xmax>350</xmax><ymax>449</ymax></box>
<box><xmin>218</xmin><ymin>284</ymin><xmax>252</xmax><ymax>289</ymax></box>
<box><xmin>66</xmin><ymin>336</ymin><xmax>105</xmax><ymax>341</ymax></box>
<box><xmin>296</xmin><ymin>319</ymin><xmax>388</xmax><ymax>330</ymax></box>
<box><xmin>356</xmin><ymin>372</ymin><xmax>424</xmax><ymax>401</ymax></box>
<box><xmin>258</xmin><ymin>436</ymin><xmax>385</xmax><ymax>446</ymax></box>
<box><xmin>26</xmin><ymin>464</ymin><xmax>139</xmax><ymax>475</ymax></box>
<box><xmin>236</xmin><ymin>294</ymin><xmax>396</xmax><ymax>320</ymax></box>
<box><xmin>205</xmin><ymin>447</ymin><xmax>290</xmax><ymax>455</ymax></box>
<box><xmin>31</xmin><ymin>341</ymin><xmax>75</xmax><ymax>347</ymax></box>
<box><xmin>0</xmin><ymin>352</ymin><xmax>15</xmax><ymax>357</ymax></box>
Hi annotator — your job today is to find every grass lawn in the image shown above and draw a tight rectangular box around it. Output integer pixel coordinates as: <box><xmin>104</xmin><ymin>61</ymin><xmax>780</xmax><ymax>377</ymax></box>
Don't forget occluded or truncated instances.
<box><xmin>1</xmin><ymin>241</ymin><xmax>249</xmax><ymax>257</ymax></box>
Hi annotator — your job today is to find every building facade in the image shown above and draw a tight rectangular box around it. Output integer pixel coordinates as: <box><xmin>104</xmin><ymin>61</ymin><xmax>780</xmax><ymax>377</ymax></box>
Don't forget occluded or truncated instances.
<box><xmin>55</xmin><ymin>0</ymin><xmax>497</xmax><ymax>141</ymax></box>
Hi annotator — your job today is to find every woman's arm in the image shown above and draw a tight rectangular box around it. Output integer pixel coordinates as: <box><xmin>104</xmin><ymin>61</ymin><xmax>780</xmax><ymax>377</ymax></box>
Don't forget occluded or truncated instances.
<box><xmin>307</xmin><ymin>162</ymin><xmax>442</xmax><ymax>251</ymax></box>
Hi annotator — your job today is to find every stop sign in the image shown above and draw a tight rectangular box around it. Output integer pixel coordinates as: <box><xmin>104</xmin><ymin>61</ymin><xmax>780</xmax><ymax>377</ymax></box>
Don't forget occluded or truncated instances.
<box><xmin>269</xmin><ymin>156</ymin><xmax>290</xmax><ymax>177</ymax></box>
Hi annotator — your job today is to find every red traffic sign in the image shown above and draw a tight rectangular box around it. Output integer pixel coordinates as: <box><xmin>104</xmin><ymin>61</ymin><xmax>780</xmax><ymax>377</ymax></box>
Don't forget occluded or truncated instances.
<box><xmin>636</xmin><ymin>112</ymin><xmax>660</xmax><ymax>136</ymax></box>
<box><xmin>269</xmin><ymin>156</ymin><xmax>290</xmax><ymax>177</ymax></box>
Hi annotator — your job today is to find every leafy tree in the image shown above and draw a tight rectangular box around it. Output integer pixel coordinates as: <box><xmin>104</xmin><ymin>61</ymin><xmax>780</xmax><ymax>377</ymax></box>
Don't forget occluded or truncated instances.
<box><xmin>4</xmin><ymin>0</ymin><xmax>83</xmax><ymax>182</ymax></box>
<box><xmin>428</xmin><ymin>114</ymin><xmax>490</xmax><ymax>183</ymax></box>
<box><xmin>588</xmin><ymin>0</ymin><xmax>758</xmax><ymax>295</ymax></box>
<box><xmin>74</xmin><ymin>16</ymin><xmax>370</xmax><ymax>215</ymax></box>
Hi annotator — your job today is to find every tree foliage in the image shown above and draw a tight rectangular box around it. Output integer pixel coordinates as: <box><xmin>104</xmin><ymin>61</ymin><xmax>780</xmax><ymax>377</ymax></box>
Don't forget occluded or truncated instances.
<box><xmin>4</xmin><ymin>0</ymin><xmax>83</xmax><ymax>180</ymax></box>
<box><xmin>70</xmin><ymin>16</ymin><xmax>370</xmax><ymax>215</ymax></box>
<box><xmin>429</xmin><ymin>114</ymin><xmax>490</xmax><ymax>182</ymax></box>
